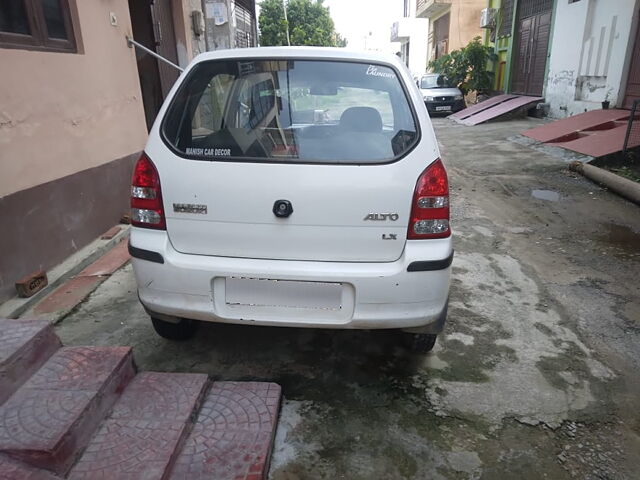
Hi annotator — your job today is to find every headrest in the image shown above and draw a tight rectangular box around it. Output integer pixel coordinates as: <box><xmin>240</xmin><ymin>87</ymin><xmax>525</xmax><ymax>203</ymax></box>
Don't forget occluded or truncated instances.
<box><xmin>339</xmin><ymin>106</ymin><xmax>383</xmax><ymax>133</ymax></box>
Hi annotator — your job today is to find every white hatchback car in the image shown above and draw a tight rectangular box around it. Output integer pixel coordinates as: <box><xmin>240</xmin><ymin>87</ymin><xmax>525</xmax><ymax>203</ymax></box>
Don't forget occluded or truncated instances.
<box><xmin>129</xmin><ymin>47</ymin><xmax>452</xmax><ymax>353</ymax></box>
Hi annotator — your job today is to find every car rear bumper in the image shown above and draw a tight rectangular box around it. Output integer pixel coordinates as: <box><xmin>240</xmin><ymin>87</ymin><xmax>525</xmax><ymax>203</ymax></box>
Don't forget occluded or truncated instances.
<box><xmin>130</xmin><ymin>228</ymin><xmax>452</xmax><ymax>332</ymax></box>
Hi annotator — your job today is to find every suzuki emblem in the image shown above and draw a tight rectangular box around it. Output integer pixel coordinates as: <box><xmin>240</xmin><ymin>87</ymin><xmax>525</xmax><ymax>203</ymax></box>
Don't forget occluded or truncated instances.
<box><xmin>363</xmin><ymin>213</ymin><xmax>399</xmax><ymax>221</ymax></box>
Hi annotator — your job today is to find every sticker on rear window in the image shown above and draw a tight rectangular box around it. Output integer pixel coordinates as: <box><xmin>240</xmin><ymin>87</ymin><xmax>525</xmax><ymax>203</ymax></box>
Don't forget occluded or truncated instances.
<box><xmin>185</xmin><ymin>147</ymin><xmax>231</xmax><ymax>157</ymax></box>
<box><xmin>366</xmin><ymin>65</ymin><xmax>395</xmax><ymax>79</ymax></box>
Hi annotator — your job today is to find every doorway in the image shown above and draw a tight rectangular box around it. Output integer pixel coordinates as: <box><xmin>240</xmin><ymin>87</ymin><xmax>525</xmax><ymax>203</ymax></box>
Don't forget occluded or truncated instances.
<box><xmin>511</xmin><ymin>0</ymin><xmax>553</xmax><ymax>96</ymax></box>
<box><xmin>128</xmin><ymin>0</ymin><xmax>179</xmax><ymax>130</ymax></box>
<box><xmin>433</xmin><ymin>13</ymin><xmax>450</xmax><ymax>60</ymax></box>
<box><xmin>623</xmin><ymin>11</ymin><xmax>640</xmax><ymax>109</ymax></box>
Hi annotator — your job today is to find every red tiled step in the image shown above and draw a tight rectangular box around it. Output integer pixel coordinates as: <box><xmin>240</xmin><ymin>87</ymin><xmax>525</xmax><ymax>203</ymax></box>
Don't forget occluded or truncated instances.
<box><xmin>0</xmin><ymin>319</ymin><xmax>61</xmax><ymax>405</ymax></box>
<box><xmin>69</xmin><ymin>372</ymin><xmax>209</xmax><ymax>480</ymax></box>
<box><xmin>170</xmin><ymin>382</ymin><xmax>282</xmax><ymax>480</ymax></box>
<box><xmin>0</xmin><ymin>454</ymin><xmax>58</xmax><ymax>480</ymax></box>
<box><xmin>0</xmin><ymin>346</ymin><xmax>135</xmax><ymax>475</ymax></box>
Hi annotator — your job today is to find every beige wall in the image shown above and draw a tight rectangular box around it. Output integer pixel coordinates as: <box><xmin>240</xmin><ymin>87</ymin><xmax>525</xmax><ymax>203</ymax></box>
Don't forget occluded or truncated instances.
<box><xmin>431</xmin><ymin>0</ymin><xmax>485</xmax><ymax>55</ymax></box>
<box><xmin>0</xmin><ymin>0</ymin><xmax>147</xmax><ymax>198</ymax></box>
<box><xmin>450</xmin><ymin>0</ymin><xmax>485</xmax><ymax>51</ymax></box>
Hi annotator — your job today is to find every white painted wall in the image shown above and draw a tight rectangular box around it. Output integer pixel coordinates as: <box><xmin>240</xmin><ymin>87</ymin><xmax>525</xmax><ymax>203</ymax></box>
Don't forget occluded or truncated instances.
<box><xmin>545</xmin><ymin>0</ymin><xmax>640</xmax><ymax>118</ymax></box>
<box><xmin>391</xmin><ymin>17</ymin><xmax>429</xmax><ymax>78</ymax></box>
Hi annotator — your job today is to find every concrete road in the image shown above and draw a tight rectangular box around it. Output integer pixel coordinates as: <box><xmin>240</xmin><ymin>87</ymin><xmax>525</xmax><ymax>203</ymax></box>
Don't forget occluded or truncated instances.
<box><xmin>56</xmin><ymin>117</ymin><xmax>640</xmax><ymax>479</ymax></box>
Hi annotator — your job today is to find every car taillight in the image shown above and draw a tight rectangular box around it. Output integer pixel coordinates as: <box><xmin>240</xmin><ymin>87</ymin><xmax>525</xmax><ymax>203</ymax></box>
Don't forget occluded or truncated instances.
<box><xmin>130</xmin><ymin>153</ymin><xmax>166</xmax><ymax>230</ymax></box>
<box><xmin>407</xmin><ymin>158</ymin><xmax>450</xmax><ymax>239</ymax></box>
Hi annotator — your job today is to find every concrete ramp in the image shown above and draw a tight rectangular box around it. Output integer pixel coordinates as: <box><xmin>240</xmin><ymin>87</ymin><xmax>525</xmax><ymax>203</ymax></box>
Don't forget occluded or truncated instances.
<box><xmin>450</xmin><ymin>94</ymin><xmax>543</xmax><ymax>125</ymax></box>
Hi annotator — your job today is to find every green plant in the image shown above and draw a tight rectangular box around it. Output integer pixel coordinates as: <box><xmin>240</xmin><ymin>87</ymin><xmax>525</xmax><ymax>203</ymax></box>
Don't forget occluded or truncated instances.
<box><xmin>428</xmin><ymin>37</ymin><xmax>497</xmax><ymax>96</ymax></box>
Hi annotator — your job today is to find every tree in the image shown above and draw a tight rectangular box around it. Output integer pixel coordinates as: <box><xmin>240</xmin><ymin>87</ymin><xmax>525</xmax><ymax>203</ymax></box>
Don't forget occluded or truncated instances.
<box><xmin>258</xmin><ymin>0</ymin><xmax>289</xmax><ymax>46</ymax></box>
<box><xmin>258</xmin><ymin>0</ymin><xmax>344</xmax><ymax>47</ymax></box>
<box><xmin>428</xmin><ymin>37</ymin><xmax>497</xmax><ymax>96</ymax></box>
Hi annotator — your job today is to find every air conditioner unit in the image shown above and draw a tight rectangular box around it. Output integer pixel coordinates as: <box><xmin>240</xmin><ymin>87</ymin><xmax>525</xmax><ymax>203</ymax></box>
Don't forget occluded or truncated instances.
<box><xmin>480</xmin><ymin>8</ymin><xmax>497</xmax><ymax>29</ymax></box>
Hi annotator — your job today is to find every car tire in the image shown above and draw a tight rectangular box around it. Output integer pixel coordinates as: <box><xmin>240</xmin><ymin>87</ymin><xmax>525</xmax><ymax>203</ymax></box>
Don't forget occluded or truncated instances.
<box><xmin>151</xmin><ymin>316</ymin><xmax>197</xmax><ymax>340</ymax></box>
<box><xmin>407</xmin><ymin>333</ymin><xmax>437</xmax><ymax>353</ymax></box>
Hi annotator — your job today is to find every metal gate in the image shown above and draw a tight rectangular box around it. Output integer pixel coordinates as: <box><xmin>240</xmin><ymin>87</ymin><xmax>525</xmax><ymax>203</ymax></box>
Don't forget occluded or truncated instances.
<box><xmin>510</xmin><ymin>0</ymin><xmax>553</xmax><ymax>96</ymax></box>
<box><xmin>234</xmin><ymin>1</ymin><xmax>256</xmax><ymax>48</ymax></box>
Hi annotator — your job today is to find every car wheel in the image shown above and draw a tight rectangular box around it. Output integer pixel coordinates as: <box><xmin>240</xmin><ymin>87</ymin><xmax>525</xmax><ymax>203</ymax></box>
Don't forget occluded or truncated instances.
<box><xmin>407</xmin><ymin>333</ymin><xmax>437</xmax><ymax>353</ymax></box>
<box><xmin>151</xmin><ymin>316</ymin><xmax>197</xmax><ymax>340</ymax></box>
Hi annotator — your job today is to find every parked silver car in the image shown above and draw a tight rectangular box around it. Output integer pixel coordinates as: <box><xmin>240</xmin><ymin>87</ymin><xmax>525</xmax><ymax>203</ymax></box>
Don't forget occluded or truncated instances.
<box><xmin>419</xmin><ymin>74</ymin><xmax>465</xmax><ymax>115</ymax></box>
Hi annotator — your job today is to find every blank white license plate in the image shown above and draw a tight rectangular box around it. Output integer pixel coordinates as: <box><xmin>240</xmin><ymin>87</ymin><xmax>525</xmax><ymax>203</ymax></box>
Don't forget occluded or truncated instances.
<box><xmin>435</xmin><ymin>106</ymin><xmax>451</xmax><ymax>111</ymax></box>
<box><xmin>225</xmin><ymin>278</ymin><xmax>342</xmax><ymax>310</ymax></box>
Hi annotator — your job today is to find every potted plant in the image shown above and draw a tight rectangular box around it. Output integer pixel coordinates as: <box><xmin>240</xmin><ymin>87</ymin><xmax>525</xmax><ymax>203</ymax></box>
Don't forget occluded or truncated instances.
<box><xmin>602</xmin><ymin>89</ymin><xmax>613</xmax><ymax>109</ymax></box>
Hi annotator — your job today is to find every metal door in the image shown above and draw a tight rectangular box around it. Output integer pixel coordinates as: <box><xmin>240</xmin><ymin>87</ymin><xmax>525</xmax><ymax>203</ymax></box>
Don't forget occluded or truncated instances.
<box><xmin>511</xmin><ymin>0</ymin><xmax>553</xmax><ymax>96</ymax></box>
<box><xmin>623</xmin><ymin>12</ymin><xmax>640</xmax><ymax>109</ymax></box>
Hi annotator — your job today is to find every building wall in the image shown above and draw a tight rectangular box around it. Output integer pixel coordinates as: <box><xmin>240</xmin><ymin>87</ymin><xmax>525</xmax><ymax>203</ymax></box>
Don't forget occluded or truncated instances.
<box><xmin>546</xmin><ymin>0</ymin><xmax>640</xmax><ymax>118</ymax></box>
<box><xmin>203</xmin><ymin>0</ymin><xmax>258</xmax><ymax>51</ymax></box>
<box><xmin>392</xmin><ymin>18</ymin><xmax>429</xmax><ymax>77</ymax></box>
<box><xmin>484</xmin><ymin>0</ymin><xmax>514</xmax><ymax>92</ymax></box>
<box><xmin>449</xmin><ymin>0</ymin><xmax>486</xmax><ymax>52</ymax></box>
<box><xmin>172</xmin><ymin>0</ymin><xmax>207</xmax><ymax>68</ymax></box>
<box><xmin>427</xmin><ymin>0</ymin><xmax>488</xmax><ymax>62</ymax></box>
<box><xmin>0</xmin><ymin>0</ymin><xmax>147</xmax><ymax>301</ymax></box>
<box><xmin>408</xmin><ymin>24</ymin><xmax>430</xmax><ymax>76</ymax></box>
<box><xmin>0</xmin><ymin>0</ymin><xmax>146</xmax><ymax>198</ymax></box>
<box><xmin>428</xmin><ymin>0</ymin><xmax>485</xmax><ymax>62</ymax></box>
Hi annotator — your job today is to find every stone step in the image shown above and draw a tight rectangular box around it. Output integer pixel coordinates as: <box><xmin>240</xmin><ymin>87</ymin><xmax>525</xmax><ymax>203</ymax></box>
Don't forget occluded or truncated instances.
<box><xmin>169</xmin><ymin>381</ymin><xmax>281</xmax><ymax>480</ymax></box>
<box><xmin>0</xmin><ymin>346</ymin><xmax>135</xmax><ymax>475</ymax></box>
<box><xmin>68</xmin><ymin>371</ymin><xmax>209</xmax><ymax>480</ymax></box>
<box><xmin>0</xmin><ymin>319</ymin><xmax>61</xmax><ymax>405</ymax></box>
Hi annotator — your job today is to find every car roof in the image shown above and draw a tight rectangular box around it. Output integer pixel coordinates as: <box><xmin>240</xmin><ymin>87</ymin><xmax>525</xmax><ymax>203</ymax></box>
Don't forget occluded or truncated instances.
<box><xmin>192</xmin><ymin>46</ymin><xmax>404</xmax><ymax>67</ymax></box>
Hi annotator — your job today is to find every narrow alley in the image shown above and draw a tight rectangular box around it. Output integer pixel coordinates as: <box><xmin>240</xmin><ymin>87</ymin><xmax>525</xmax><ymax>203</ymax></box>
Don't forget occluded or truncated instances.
<box><xmin>53</xmin><ymin>117</ymin><xmax>640</xmax><ymax>479</ymax></box>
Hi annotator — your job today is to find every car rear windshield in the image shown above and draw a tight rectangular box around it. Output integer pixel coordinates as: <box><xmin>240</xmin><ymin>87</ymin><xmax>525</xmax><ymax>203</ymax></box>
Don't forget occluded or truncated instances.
<box><xmin>161</xmin><ymin>59</ymin><xmax>418</xmax><ymax>164</ymax></box>
<box><xmin>420</xmin><ymin>74</ymin><xmax>453</xmax><ymax>89</ymax></box>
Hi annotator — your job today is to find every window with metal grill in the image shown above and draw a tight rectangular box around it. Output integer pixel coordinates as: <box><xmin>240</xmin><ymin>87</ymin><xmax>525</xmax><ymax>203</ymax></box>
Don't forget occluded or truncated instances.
<box><xmin>499</xmin><ymin>0</ymin><xmax>514</xmax><ymax>37</ymax></box>
<box><xmin>518</xmin><ymin>0</ymin><xmax>553</xmax><ymax>19</ymax></box>
<box><xmin>234</xmin><ymin>1</ymin><xmax>254</xmax><ymax>48</ymax></box>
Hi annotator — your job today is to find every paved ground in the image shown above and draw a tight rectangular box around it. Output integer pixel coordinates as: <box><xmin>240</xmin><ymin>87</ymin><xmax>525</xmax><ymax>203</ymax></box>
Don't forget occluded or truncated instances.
<box><xmin>54</xmin><ymin>117</ymin><xmax>640</xmax><ymax>479</ymax></box>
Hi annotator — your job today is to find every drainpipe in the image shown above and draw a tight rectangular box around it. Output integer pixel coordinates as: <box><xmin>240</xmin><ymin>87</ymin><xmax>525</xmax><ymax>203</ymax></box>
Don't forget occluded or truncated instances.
<box><xmin>570</xmin><ymin>162</ymin><xmax>640</xmax><ymax>206</ymax></box>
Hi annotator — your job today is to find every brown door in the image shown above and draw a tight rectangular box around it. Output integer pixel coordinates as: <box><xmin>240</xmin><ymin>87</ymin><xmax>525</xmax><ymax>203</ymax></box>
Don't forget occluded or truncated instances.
<box><xmin>128</xmin><ymin>0</ymin><xmax>163</xmax><ymax>130</ymax></box>
<box><xmin>623</xmin><ymin>14</ymin><xmax>640</xmax><ymax>109</ymax></box>
<box><xmin>511</xmin><ymin>0</ymin><xmax>553</xmax><ymax>96</ymax></box>
<box><xmin>150</xmin><ymin>0</ymin><xmax>180</xmax><ymax>98</ymax></box>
